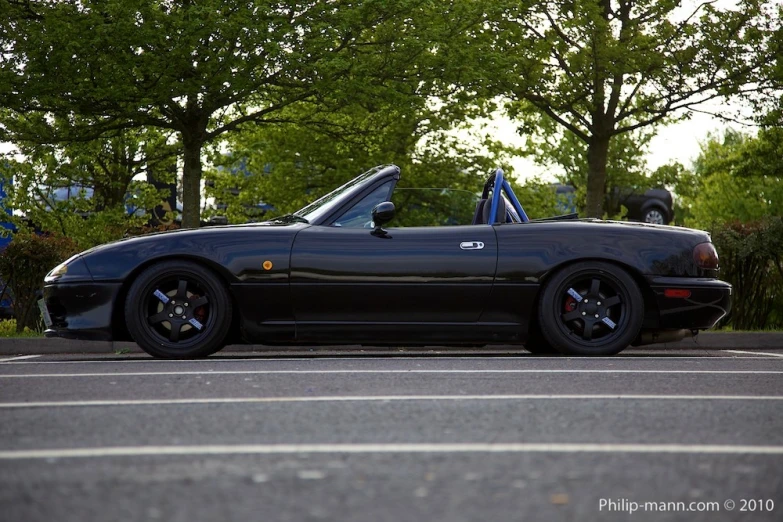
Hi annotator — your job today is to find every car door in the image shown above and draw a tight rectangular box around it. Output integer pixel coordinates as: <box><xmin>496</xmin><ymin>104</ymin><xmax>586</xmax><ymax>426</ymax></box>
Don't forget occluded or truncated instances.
<box><xmin>289</xmin><ymin>224</ymin><xmax>498</xmax><ymax>341</ymax></box>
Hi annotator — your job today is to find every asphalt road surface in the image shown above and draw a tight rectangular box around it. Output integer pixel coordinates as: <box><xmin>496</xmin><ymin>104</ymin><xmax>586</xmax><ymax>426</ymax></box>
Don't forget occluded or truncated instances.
<box><xmin>1</xmin><ymin>346</ymin><xmax>782</xmax><ymax>522</ymax></box>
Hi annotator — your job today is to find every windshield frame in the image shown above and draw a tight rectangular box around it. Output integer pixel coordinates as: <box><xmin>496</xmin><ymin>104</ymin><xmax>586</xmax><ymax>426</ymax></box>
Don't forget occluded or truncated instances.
<box><xmin>292</xmin><ymin>165</ymin><xmax>400</xmax><ymax>225</ymax></box>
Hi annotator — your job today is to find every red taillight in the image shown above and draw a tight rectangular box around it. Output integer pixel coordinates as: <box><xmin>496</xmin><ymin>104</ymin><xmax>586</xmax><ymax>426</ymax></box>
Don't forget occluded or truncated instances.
<box><xmin>664</xmin><ymin>288</ymin><xmax>692</xmax><ymax>298</ymax></box>
<box><xmin>693</xmin><ymin>242</ymin><xmax>719</xmax><ymax>269</ymax></box>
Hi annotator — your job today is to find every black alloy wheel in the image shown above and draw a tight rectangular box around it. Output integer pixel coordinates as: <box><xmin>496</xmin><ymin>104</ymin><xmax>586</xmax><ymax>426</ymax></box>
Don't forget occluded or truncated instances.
<box><xmin>125</xmin><ymin>260</ymin><xmax>232</xmax><ymax>358</ymax></box>
<box><xmin>538</xmin><ymin>261</ymin><xmax>644</xmax><ymax>356</ymax></box>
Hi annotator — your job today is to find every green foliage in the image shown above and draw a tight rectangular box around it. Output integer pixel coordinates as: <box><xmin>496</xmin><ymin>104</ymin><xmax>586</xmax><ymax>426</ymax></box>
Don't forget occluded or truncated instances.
<box><xmin>390</xmin><ymin>189</ymin><xmax>478</xmax><ymax>227</ymax></box>
<box><xmin>0</xmin><ymin>320</ymin><xmax>39</xmax><ymax>338</ymax></box>
<box><xmin>1</xmin><ymin>0</ymin><xmax>489</xmax><ymax>227</ymax></box>
<box><xmin>508</xmin><ymin>178</ymin><xmax>563</xmax><ymax>220</ymax></box>
<box><xmin>205</xmin><ymin>102</ymin><xmax>517</xmax><ymax>222</ymax></box>
<box><xmin>682</xmin><ymin>129</ymin><xmax>783</xmax><ymax>229</ymax></box>
<box><xmin>648</xmin><ymin>162</ymin><xmax>699</xmax><ymax>226</ymax></box>
<box><xmin>0</xmin><ymin>174</ymin><xmax>169</xmax><ymax>251</ymax></box>
<box><xmin>484</xmin><ymin>0</ymin><xmax>777</xmax><ymax>217</ymax></box>
<box><xmin>0</xmin><ymin>122</ymin><xmax>179</xmax><ymax>249</ymax></box>
<box><xmin>512</xmin><ymin>104</ymin><xmax>656</xmax><ymax>191</ymax></box>
<box><xmin>0</xmin><ymin>231</ymin><xmax>79</xmax><ymax>332</ymax></box>
<box><xmin>711</xmin><ymin>218</ymin><xmax>783</xmax><ymax>330</ymax></box>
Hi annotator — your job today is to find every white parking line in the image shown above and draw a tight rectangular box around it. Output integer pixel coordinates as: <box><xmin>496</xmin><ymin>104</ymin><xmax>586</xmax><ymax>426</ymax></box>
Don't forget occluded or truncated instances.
<box><xmin>1</xmin><ymin>394</ymin><xmax>781</xmax><ymax>409</ymax></box>
<box><xmin>724</xmin><ymin>350</ymin><xmax>783</xmax><ymax>358</ymax></box>
<box><xmin>1</xmin><ymin>369</ymin><xmax>782</xmax><ymax>378</ymax></box>
<box><xmin>2</xmin><ymin>442</ymin><xmax>782</xmax><ymax>460</ymax></box>
<box><xmin>0</xmin><ymin>355</ymin><xmax>41</xmax><ymax>363</ymax></box>
<box><xmin>2</xmin><ymin>355</ymin><xmax>778</xmax><ymax>365</ymax></box>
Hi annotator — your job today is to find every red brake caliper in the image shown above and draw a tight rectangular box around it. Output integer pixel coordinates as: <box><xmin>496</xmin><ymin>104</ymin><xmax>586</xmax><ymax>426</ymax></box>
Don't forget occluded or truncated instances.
<box><xmin>564</xmin><ymin>296</ymin><xmax>577</xmax><ymax>313</ymax></box>
<box><xmin>191</xmin><ymin>294</ymin><xmax>207</xmax><ymax>323</ymax></box>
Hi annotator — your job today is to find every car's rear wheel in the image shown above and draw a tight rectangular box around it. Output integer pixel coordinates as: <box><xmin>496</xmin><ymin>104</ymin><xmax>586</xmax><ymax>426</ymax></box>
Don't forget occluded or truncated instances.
<box><xmin>125</xmin><ymin>260</ymin><xmax>232</xmax><ymax>359</ymax></box>
<box><xmin>538</xmin><ymin>261</ymin><xmax>643</xmax><ymax>356</ymax></box>
<box><xmin>643</xmin><ymin>206</ymin><xmax>668</xmax><ymax>225</ymax></box>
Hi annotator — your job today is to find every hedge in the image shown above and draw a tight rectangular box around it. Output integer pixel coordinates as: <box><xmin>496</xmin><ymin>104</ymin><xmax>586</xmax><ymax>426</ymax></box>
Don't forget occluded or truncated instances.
<box><xmin>0</xmin><ymin>232</ymin><xmax>79</xmax><ymax>332</ymax></box>
<box><xmin>711</xmin><ymin>217</ymin><xmax>783</xmax><ymax>330</ymax></box>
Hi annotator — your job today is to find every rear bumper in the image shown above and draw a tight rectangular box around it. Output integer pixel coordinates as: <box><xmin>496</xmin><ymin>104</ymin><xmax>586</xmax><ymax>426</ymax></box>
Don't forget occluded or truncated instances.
<box><xmin>43</xmin><ymin>281</ymin><xmax>122</xmax><ymax>341</ymax></box>
<box><xmin>647</xmin><ymin>277</ymin><xmax>732</xmax><ymax>330</ymax></box>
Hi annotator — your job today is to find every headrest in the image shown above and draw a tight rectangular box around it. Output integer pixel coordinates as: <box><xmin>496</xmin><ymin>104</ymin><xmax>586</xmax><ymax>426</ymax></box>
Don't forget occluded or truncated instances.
<box><xmin>482</xmin><ymin>195</ymin><xmax>506</xmax><ymax>224</ymax></box>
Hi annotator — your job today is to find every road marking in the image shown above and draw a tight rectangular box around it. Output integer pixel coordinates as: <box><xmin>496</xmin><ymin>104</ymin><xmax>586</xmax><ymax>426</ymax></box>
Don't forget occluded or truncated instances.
<box><xmin>1</xmin><ymin>394</ymin><xmax>782</xmax><ymax>409</ymax></box>
<box><xmin>1</xmin><ymin>369</ymin><xmax>782</xmax><ymax>378</ymax></box>
<box><xmin>724</xmin><ymin>350</ymin><xmax>783</xmax><ymax>358</ymax></box>
<box><xmin>0</xmin><ymin>355</ymin><xmax>41</xmax><ymax>363</ymax></box>
<box><xmin>2</xmin><ymin>443</ymin><xmax>782</xmax><ymax>460</ymax></box>
<box><xmin>3</xmin><ymin>355</ymin><xmax>779</xmax><ymax>365</ymax></box>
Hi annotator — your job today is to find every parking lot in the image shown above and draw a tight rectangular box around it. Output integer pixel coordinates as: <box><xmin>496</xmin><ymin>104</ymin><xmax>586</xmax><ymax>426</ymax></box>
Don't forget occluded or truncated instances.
<box><xmin>1</xmin><ymin>346</ymin><xmax>782</xmax><ymax>521</ymax></box>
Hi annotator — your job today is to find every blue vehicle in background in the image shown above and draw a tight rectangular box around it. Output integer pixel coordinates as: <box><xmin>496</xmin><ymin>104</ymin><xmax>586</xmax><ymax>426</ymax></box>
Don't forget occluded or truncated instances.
<box><xmin>0</xmin><ymin>178</ymin><xmax>16</xmax><ymax>318</ymax></box>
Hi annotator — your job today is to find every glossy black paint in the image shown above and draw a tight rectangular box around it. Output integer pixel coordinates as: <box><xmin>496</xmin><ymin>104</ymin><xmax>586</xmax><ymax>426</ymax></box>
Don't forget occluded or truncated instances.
<box><xmin>44</xmin><ymin>282</ymin><xmax>121</xmax><ymax>341</ymax></box>
<box><xmin>647</xmin><ymin>277</ymin><xmax>732</xmax><ymax>329</ymax></box>
<box><xmin>44</xmin><ymin>165</ymin><xmax>732</xmax><ymax>348</ymax></box>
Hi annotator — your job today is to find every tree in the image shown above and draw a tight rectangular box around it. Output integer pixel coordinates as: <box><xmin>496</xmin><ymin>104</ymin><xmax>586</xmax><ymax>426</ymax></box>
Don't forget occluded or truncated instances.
<box><xmin>682</xmin><ymin>128</ymin><xmax>783</xmax><ymax>229</ymax></box>
<box><xmin>206</xmin><ymin>99</ymin><xmax>518</xmax><ymax>221</ymax></box>
<box><xmin>1</xmin><ymin>117</ymin><xmax>177</xmax><ymax>204</ymax></box>
<box><xmin>484</xmin><ymin>0</ymin><xmax>778</xmax><ymax>217</ymax></box>
<box><xmin>2</xmin><ymin>0</ymin><xmax>477</xmax><ymax>227</ymax></box>
<box><xmin>0</xmin><ymin>122</ymin><xmax>179</xmax><ymax>247</ymax></box>
<box><xmin>514</xmin><ymin>107</ymin><xmax>655</xmax><ymax>190</ymax></box>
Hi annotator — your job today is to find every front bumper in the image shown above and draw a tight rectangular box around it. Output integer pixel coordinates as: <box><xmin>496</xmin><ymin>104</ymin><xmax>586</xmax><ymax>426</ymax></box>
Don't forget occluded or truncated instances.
<box><xmin>43</xmin><ymin>281</ymin><xmax>123</xmax><ymax>341</ymax></box>
<box><xmin>647</xmin><ymin>277</ymin><xmax>732</xmax><ymax>330</ymax></box>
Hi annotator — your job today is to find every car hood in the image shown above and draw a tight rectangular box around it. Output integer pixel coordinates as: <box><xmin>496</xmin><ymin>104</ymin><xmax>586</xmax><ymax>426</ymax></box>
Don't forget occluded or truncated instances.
<box><xmin>77</xmin><ymin>220</ymin><xmax>304</xmax><ymax>256</ymax></box>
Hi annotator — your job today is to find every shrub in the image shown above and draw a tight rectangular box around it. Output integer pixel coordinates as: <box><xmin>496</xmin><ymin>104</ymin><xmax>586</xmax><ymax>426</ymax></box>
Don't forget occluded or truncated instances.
<box><xmin>0</xmin><ymin>232</ymin><xmax>79</xmax><ymax>332</ymax></box>
<box><xmin>0</xmin><ymin>319</ymin><xmax>38</xmax><ymax>338</ymax></box>
<box><xmin>711</xmin><ymin>217</ymin><xmax>783</xmax><ymax>330</ymax></box>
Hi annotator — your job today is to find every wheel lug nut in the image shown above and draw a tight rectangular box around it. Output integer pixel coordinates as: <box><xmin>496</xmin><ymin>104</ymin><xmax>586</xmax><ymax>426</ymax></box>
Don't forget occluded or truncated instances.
<box><xmin>597</xmin><ymin>301</ymin><xmax>601</xmax><ymax>305</ymax></box>
<box><xmin>182</xmin><ymin>315</ymin><xmax>186</xmax><ymax>319</ymax></box>
<box><xmin>184</xmin><ymin>303</ymin><xmax>189</xmax><ymax>307</ymax></box>
<box><xmin>584</xmin><ymin>299</ymin><xmax>588</xmax><ymax>303</ymax></box>
<box><xmin>168</xmin><ymin>314</ymin><xmax>173</xmax><ymax>318</ymax></box>
<box><xmin>595</xmin><ymin>314</ymin><xmax>599</xmax><ymax>318</ymax></box>
<box><xmin>582</xmin><ymin>312</ymin><xmax>586</xmax><ymax>316</ymax></box>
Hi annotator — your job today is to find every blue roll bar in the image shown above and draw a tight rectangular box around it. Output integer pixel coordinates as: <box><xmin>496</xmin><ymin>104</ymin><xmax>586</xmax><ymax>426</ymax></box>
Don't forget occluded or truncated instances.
<box><xmin>487</xmin><ymin>168</ymin><xmax>529</xmax><ymax>224</ymax></box>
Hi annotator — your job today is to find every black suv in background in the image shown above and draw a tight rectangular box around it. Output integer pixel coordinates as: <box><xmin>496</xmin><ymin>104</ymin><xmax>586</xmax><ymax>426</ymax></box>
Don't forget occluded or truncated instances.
<box><xmin>554</xmin><ymin>185</ymin><xmax>674</xmax><ymax>225</ymax></box>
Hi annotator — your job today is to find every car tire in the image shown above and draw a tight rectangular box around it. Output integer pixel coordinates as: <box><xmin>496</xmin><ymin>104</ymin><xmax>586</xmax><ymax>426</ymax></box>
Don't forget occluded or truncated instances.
<box><xmin>125</xmin><ymin>260</ymin><xmax>232</xmax><ymax>359</ymax></box>
<box><xmin>643</xmin><ymin>206</ymin><xmax>668</xmax><ymax>225</ymax></box>
<box><xmin>537</xmin><ymin>261</ymin><xmax>644</xmax><ymax>356</ymax></box>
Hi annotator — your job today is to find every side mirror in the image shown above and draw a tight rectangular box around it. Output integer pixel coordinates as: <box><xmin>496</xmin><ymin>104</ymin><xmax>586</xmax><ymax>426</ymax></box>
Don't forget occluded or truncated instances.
<box><xmin>372</xmin><ymin>201</ymin><xmax>395</xmax><ymax>226</ymax></box>
<box><xmin>371</xmin><ymin>201</ymin><xmax>394</xmax><ymax>237</ymax></box>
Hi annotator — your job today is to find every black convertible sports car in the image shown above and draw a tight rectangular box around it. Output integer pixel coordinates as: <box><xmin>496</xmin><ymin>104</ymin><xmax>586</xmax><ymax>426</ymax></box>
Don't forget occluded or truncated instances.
<box><xmin>43</xmin><ymin>165</ymin><xmax>731</xmax><ymax>358</ymax></box>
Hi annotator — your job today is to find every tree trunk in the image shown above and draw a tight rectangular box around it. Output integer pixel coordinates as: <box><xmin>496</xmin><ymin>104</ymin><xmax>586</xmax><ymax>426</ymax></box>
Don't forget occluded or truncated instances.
<box><xmin>181</xmin><ymin>138</ymin><xmax>203</xmax><ymax>229</ymax></box>
<box><xmin>585</xmin><ymin>135</ymin><xmax>610</xmax><ymax>218</ymax></box>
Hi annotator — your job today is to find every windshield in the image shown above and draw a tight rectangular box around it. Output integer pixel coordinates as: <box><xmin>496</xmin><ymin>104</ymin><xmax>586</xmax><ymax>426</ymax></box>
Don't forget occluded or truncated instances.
<box><xmin>293</xmin><ymin>165</ymin><xmax>387</xmax><ymax>224</ymax></box>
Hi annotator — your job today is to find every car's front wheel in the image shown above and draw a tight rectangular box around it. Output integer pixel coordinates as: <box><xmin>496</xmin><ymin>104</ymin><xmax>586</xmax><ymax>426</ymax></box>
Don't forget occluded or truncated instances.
<box><xmin>125</xmin><ymin>260</ymin><xmax>232</xmax><ymax>359</ymax></box>
<box><xmin>537</xmin><ymin>261</ymin><xmax>644</xmax><ymax>356</ymax></box>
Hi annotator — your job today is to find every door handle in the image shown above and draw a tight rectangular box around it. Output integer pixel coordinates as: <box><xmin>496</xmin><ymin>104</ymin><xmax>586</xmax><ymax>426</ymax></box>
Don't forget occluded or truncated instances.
<box><xmin>460</xmin><ymin>241</ymin><xmax>485</xmax><ymax>250</ymax></box>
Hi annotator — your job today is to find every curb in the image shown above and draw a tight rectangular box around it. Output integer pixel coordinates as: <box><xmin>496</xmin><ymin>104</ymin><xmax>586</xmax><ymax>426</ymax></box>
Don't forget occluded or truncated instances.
<box><xmin>0</xmin><ymin>332</ymin><xmax>781</xmax><ymax>356</ymax></box>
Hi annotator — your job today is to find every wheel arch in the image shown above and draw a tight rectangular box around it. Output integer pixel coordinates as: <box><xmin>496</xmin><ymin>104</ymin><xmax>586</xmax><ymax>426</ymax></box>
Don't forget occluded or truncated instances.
<box><xmin>110</xmin><ymin>254</ymin><xmax>241</xmax><ymax>342</ymax></box>
<box><xmin>526</xmin><ymin>257</ymin><xmax>660</xmax><ymax>339</ymax></box>
<box><xmin>640</xmin><ymin>200</ymin><xmax>671</xmax><ymax>222</ymax></box>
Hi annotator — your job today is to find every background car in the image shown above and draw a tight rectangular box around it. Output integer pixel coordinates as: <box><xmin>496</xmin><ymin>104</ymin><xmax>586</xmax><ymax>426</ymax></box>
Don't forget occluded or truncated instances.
<box><xmin>555</xmin><ymin>184</ymin><xmax>675</xmax><ymax>224</ymax></box>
